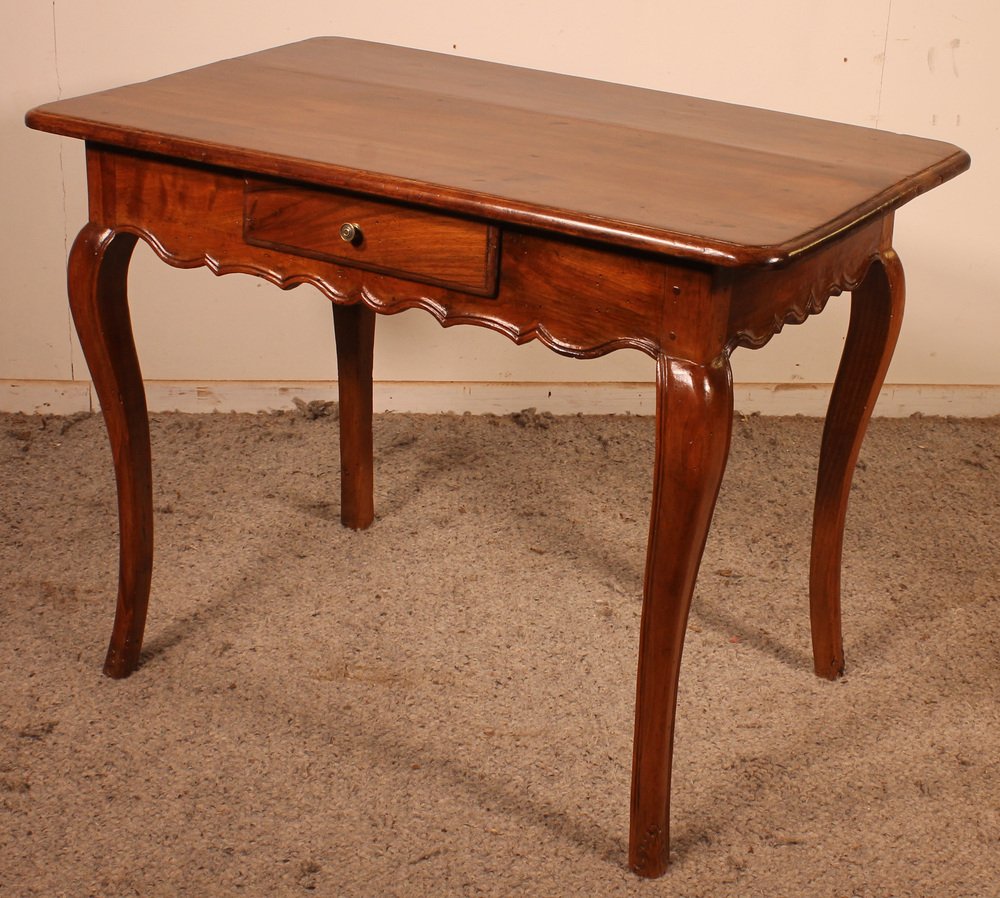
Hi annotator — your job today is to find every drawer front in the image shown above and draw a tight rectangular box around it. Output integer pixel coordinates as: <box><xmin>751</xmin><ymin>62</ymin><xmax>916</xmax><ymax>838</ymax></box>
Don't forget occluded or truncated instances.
<box><xmin>244</xmin><ymin>180</ymin><xmax>499</xmax><ymax>295</ymax></box>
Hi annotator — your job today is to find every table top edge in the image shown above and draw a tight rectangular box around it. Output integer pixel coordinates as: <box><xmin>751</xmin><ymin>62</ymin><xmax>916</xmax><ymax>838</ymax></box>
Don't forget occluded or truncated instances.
<box><xmin>24</xmin><ymin>36</ymin><xmax>972</xmax><ymax>269</ymax></box>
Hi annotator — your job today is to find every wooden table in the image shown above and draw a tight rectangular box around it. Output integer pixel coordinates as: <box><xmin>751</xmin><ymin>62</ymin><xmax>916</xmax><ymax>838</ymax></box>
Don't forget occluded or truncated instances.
<box><xmin>26</xmin><ymin>38</ymin><xmax>969</xmax><ymax>878</ymax></box>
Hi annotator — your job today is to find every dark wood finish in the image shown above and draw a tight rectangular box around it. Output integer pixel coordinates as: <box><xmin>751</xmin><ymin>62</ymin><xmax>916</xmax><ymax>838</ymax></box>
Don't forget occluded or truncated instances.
<box><xmin>245</xmin><ymin>180</ymin><xmax>500</xmax><ymax>295</ymax></box>
<box><xmin>67</xmin><ymin>222</ymin><xmax>151</xmax><ymax>679</ymax></box>
<box><xmin>26</xmin><ymin>38</ymin><xmax>968</xmax><ymax>878</ymax></box>
<box><xmin>631</xmin><ymin>354</ymin><xmax>733</xmax><ymax>876</ymax></box>
<box><xmin>77</xmin><ymin>149</ymin><xmax>691</xmax><ymax>359</ymax></box>
<box><xmin>26</xmin><ymin>37</ymin><xmax>968</xmax><ymax>265</ymax></box>
<box><xmin>726</xmin><ymin>218</ymin><xmax>887</xmax><ymax>354</ymax></box>
<box><xmin>811</xmin><ymin>247</ymin><xmax>905</xmax><ymax>678</ymax></box>
<box><xmin>333</xmin><ymin>303</ymin><xmax>376</xmax><ymax>530</ymax></box>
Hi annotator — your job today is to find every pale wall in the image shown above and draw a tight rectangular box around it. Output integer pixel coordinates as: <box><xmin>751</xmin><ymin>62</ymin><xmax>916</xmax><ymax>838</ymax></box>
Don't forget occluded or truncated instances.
<box><xmin>2</xmin><ymin>1</ymin><xmax>996</xmax><ymax>414</ymax></box>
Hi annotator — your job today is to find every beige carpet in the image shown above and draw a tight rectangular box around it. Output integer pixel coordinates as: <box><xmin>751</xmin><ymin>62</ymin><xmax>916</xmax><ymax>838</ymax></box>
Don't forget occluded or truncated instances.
<box><xmin>1</xmin><ymin>409</ymin><xmax>998</xmax><ymax>897</ymax></box>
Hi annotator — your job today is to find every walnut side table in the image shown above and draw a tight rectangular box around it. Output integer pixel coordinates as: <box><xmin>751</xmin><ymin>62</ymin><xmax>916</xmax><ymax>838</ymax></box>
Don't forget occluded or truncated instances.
<box><xmin>26</xmin><ymin>38</ymin><xmax>969</xmax><ymax>877</ymax></box>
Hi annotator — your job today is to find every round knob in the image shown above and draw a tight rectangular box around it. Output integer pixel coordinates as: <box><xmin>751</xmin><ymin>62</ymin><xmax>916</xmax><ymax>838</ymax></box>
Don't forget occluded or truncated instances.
<box><xmin>339</xmin><ymin>222</ymin><xmax>361</xmax><ymax>243</ymax></box>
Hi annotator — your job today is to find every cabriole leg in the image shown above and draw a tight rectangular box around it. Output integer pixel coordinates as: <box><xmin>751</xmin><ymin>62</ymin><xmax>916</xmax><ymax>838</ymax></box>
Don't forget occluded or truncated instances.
<box><xmin>810</xmin><ymin>250</ymin><xmax>905</xmax><ymax>679</ymax></box>
<box><xmin>629</xmin><ymin>354</ymin><xmax>734</xmax><ymax>877</ymax></box>
<box><xmin>67</xmin><ymin>223</ymin><xmax>150</xmax><ymax>679</ymax></box>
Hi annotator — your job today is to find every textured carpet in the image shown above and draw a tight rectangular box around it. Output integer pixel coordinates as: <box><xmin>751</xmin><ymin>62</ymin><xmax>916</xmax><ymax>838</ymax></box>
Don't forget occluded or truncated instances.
<box><xmin>1</xmin><ymin>409</ymin><xmax>998</xmax><ymax>897</ymax></box>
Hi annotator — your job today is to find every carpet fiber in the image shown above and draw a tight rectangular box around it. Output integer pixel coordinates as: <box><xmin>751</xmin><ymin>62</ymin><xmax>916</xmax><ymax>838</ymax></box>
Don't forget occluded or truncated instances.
<box><xmin>2</xmin><ymin>409</ymin><xmax>998</xmax><ymax>897</ymax></box>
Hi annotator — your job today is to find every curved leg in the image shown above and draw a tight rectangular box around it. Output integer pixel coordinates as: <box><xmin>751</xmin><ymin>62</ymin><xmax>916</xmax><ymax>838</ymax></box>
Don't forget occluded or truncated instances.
<box><xmin>68</xmin><ymin>223</ymin><xmax>150</xmax><ymax>679</ymax></box>
<box><xmin>333</xmin><ymin>303</ymin><xmax>376</xmax><ymax>529</ymax></box>
<box><xmin>810</xmin><ymin>250</ymin><xmax>905</xmax><ymax>679</ymax></box>
<box><xmin>629</xmin><ymin>354</ymin><xmax>734</xmax><ymax>878</ymax></box>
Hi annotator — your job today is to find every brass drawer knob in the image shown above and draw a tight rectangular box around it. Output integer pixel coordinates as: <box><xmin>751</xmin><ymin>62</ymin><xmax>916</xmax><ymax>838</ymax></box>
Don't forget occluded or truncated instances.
<box><xmin>339</xmin><ymin>222</ymin><xmax>361</xmax><ymax>244</ymax></box>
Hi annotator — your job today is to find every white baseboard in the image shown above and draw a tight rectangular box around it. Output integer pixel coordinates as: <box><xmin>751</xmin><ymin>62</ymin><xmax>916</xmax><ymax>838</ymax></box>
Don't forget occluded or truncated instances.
<box><xmin>1</xmin><ymin>380</ymin><xmax>93</xmax><ymax>416</ymax></box>
<box><xmin>3</xmin><ymin>379</ymin><xmax>1000</xmax><ymax>417</ymax></box>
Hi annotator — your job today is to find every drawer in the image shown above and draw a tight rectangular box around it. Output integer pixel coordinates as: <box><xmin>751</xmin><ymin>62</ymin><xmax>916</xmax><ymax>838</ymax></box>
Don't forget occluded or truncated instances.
<box><xmin>244</xmin><ymin>180</ymin><xmax>499</xmax><ymax>295</ymax></box>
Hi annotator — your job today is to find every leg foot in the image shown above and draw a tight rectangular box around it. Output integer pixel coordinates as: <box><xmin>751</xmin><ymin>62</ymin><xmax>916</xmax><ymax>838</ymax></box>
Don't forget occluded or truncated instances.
<box><xmin>810</xmin><ymin>250</ymin><xmax>905</xmax><ymax>679</ymax></box>
<box><xmin>629</xmin><ymin>354</ymin><xmax>733</xmax><ymax>877</ymax></box>
<box><xmin>68</xmin><ymin>223</ymin><xmax>150</xmax><ymax>679</ymax></box>
<box><xmin>333</xmin><ymin>303</ymin><xmax>376</xmax><ymax>530</ymax></box>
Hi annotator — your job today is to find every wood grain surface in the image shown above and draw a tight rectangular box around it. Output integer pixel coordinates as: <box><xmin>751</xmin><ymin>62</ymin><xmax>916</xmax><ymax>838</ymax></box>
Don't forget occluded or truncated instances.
<box><xmin>26</xmin><ymin>37</ymin><xmax>969</xmax><ymax>265</ymax></box>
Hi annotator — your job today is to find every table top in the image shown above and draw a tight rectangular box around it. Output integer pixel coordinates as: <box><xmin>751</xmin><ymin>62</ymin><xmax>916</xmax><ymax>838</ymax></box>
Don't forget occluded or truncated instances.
<box><xmin>26</xmin><ymin>37</ymin><xmax>969</xmax><ymax>267</ymax></box>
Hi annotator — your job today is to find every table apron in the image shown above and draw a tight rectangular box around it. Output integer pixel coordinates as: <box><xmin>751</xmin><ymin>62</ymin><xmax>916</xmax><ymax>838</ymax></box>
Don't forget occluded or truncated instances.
<box><xmin>85</xmin><ymin>145</ymin><xmax>890</xmax><ymax>368</ymax></box>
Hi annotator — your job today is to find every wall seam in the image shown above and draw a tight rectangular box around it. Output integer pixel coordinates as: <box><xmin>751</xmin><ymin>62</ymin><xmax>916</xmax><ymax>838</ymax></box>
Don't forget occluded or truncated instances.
<box><xmin>50</xmin><ymin>1</ymin><xmax>83</xmax><ymax>404</ymax></box>
<box><xmin>874</xmin><ymin>0</ymin><xmax>894</xmax><ymax>128</ymax></box>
